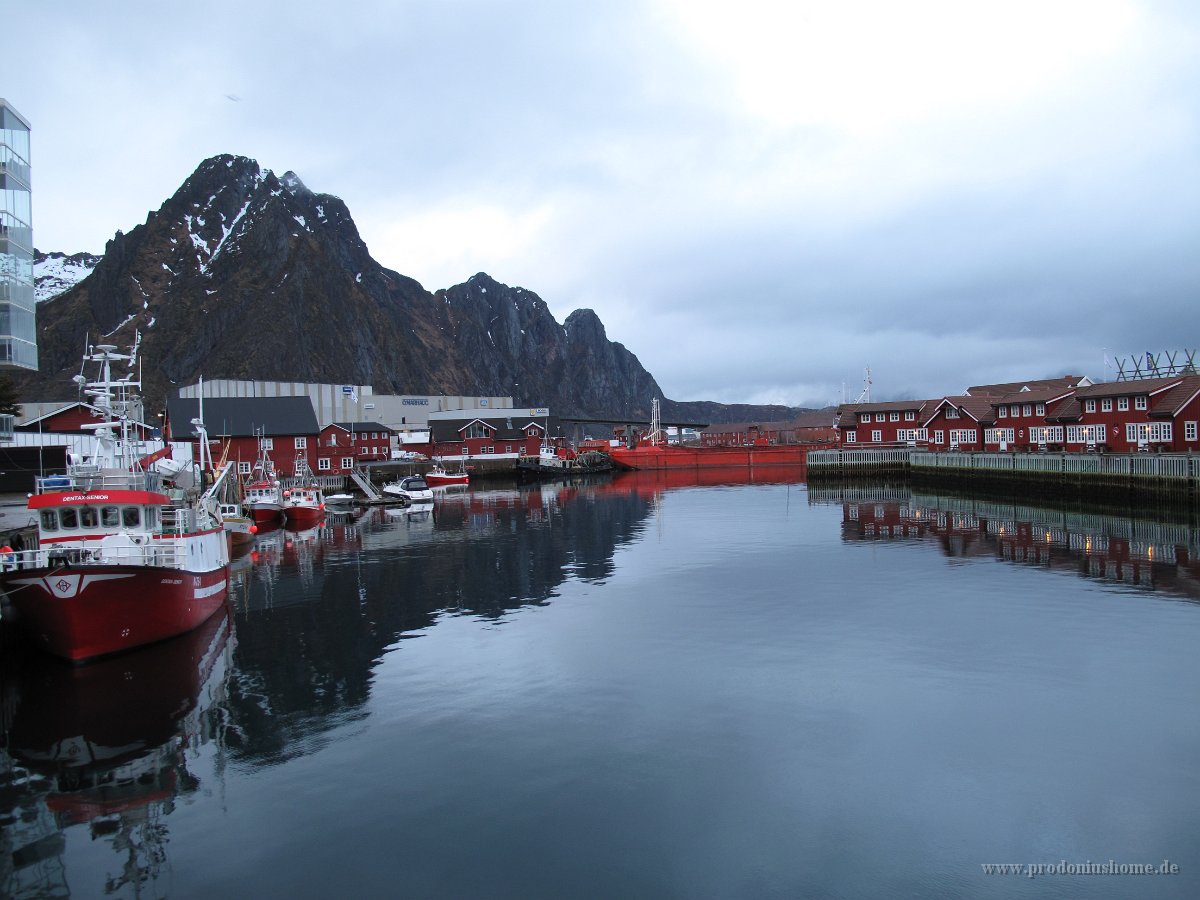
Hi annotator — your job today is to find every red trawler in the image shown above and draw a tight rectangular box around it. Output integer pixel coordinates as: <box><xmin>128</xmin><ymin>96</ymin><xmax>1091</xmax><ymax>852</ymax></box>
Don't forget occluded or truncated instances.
<box><xmin>243</xmin><ymin>431</ymin><xmax>284</xmax><ymax>525</ymax></box>
<box><xmin>281</xmin><ymin>456</ymin><xmax>326</xmax><ymax>527</ymax></box>
<box><xmin>607</xmin><ymin>399</ymin><xmax>831</xmax><ymax>471</ymax></box>
<box><xmin>0</xmin><ymin>343</ymin><xmax>231</xmax><ymax>662</ymax></box>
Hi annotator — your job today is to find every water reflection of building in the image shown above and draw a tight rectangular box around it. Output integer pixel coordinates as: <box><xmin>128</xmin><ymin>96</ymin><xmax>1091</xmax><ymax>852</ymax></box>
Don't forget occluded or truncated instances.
<box><xmin>0</xmin><ymin>612</ymin><xmax>234</xmax><ymax>898</ymax></box>
<box><xmin>814</xmin><ymin>485</ymin><xmax>1200</xmax><ymax>598</ymax></box>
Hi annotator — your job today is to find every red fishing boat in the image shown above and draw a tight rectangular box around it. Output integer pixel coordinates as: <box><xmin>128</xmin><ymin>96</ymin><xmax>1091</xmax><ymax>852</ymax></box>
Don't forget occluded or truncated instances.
<box><xmin>424</xmin><ymin>463</ymin><xmax>470</xmax><ymax>488</ymax></box>
<box><xmin>282</xmin><ymin>456</ymin><xmax>326</xmax><ymax>526</ymax></box>
<box><xmin>0</xmin><ymin>343</ymin><xmax>231</xmax><ymax>662</ymax></box>
<box><xmin>243</xmin><ymin>430</ymin><xmax>284</xmax><ymax>524</ymax></box>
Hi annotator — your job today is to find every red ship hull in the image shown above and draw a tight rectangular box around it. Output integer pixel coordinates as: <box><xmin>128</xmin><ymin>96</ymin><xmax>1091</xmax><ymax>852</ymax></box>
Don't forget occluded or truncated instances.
<box><xmin>426</xmin><ymin>473</ymin><xmax>469</xmax><ymax>487</ymax></box>
<box><xmin>283</xmin><ymin>504</ymin><xmax>324</xmax><ymax>527</ymax></box>
<box><xmin>3</xmin><ymin>565</ymin><xmax>229</xmax><ymax>662</ymax></box>
<box><xmin>248</xmin><ymin>504</ymin><xmax>283</xmax><ymax>524</ymax></box>
<box><xmin>607</xmin><ymin>443</ymin><xmax>832</xmax><ymax>471</ymax></box>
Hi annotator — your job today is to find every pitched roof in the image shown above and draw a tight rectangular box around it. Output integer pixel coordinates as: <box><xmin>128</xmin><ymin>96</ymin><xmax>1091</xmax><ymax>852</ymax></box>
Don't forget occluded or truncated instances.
<box><xmin>1071</xmin><ymin>377</ymin><xmax>1184</xmax><ymax>399</ymax></box>
<box><xmin>1149</xmin><ymin>375</ymin><xmax>1200</xmax><ymax>418</ymax></box>
<box><xmin>836</xmin><ymin>400</ymin><xmax>928</xmax><ymax>419</ymax></box>
<box><xmin>166</xmin><ymin>396</ymin><xmax>319</xmax><ymax>437</ymax></box>
<box><xmin>922</xmin><ymin>396</ymin><xmax>996</xmax><ymax>426</ymax></box>
<box><xmin>990</xmin><ymin>387</ymin><xmax>1076</xmax><ymax>406</ymax></box>
<box><xmin>966</xmin><ymin>375</ymin><xmax>1087</xmax><ymax>396</ymax></box>
<box><xmin>331</xmin><ymin>421</ymin><xmax>395</xmax><ymax>433</ymax></box>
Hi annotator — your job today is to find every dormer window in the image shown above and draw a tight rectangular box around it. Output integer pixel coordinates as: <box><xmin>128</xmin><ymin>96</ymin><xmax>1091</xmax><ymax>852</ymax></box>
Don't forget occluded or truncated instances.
<box><xmin>945</xmin><ymin>407</ymin><xmax>960</xmax><ymax>419</ymax></box>
<box><xmin>465</xmin><ymin>422</ymin><xmax>493</xmax><ymax>439</ymax></box>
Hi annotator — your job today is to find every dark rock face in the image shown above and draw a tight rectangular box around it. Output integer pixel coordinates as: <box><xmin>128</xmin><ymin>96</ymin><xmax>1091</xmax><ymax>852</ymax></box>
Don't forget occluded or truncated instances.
<box><xmin>18</xmin><ymin>155</ymin><xmax>805</xmax><ymax>424</ymax></box>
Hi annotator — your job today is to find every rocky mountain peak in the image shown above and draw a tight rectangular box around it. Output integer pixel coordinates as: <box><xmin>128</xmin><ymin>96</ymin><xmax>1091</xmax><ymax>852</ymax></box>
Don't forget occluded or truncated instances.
<box><xmin>18</xmin><ymin>154</ymin><xmax>808</xmax><ymax>424</ymax></box>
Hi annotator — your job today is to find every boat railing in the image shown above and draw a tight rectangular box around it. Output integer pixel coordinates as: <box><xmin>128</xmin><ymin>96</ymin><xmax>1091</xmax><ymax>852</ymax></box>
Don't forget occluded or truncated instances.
<box><xmin>35</xmin><ymin>469</ymin><xmax>165</xmax><ymax>494</ymax></box>
<box><xmin>2</xmin><ymin>539</ymin><xmax>182</xmax><ymax>571</ymax></box>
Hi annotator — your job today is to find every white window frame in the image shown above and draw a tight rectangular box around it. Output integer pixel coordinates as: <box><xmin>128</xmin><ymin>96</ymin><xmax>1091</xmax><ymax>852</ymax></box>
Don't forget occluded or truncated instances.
<box><xmin>949</xmin><ymin>428</ymin><xmax>977</xmax><ymax>445</ymax></box>
<box><xmin>904</xmin><ymin>411</ymin><xmax>916</xmax><ymax>421</ymax></box>
<box><xmin>860</xmin><ymin>413</ymin><xmax>871</xmax><ymax>424</ymax></box>
<box><xmin>262</xmin><ymin>437</ymin><xmax>274</xmax><ymax>450</ymax></box>
<box><xmin>1135</xmin><ymin>396</ymin><xmax>1148</xmax><ymax>410</ymax></box>
<box><xmin>875</xmin><ymin>413</ymin><xmax>886</xmax><ymax>422</ymax></box>
<box><xmin>238</xmin><ymin>461</ymin><xmax>251</xmax><ymax>475</ymax></box>
<box><xmin>998</xmin><ymin>407</ymin><xmax>1008</xmax><ymax>418</ymax></box>
<box><xmin>1010</xmin><ymin>405</ymin><xmax>1020</xmax><ymax>417</ymax></box>
<box><xmin>1186</xmin><ymin>421</ymin><xmax>1198</xmax><ymax>441</ymax></box>
<box><xmin>1084</xmin><ymin>400</ymin><xmax>1096</xmax><ymax>413</ymax></box>
<box><xmin>1022</xmin><ymin>404</ymin><xmax>1032</xmax><ymax>417</ymax></box>
<box><xmin>1101</xmin><ymin>398</ymin><xmax>1113</xmax><ymax>412</ymax></box>
<box><xmin>341</xmin><ymin>457</ymin><xmax>354</xmax><ymax>469</ymax></box>
<box><xmin>1035</xmin><ymin>403</ymin><xmax>1046</xmax><ymax>416</ymax></box>
<box><xmin>846</xmin><ymin>430</ymin><xmax>858</xmax><ymax>443</ymax></box>
<box><xmin>889</xmin><ymin>412</ymin><xmax>900</xmax><ymax>422</ymax></box>
<box><xmin>933</xmin><ymin>430</ymin><xmax>945</xmax><ymax>444</ymax></box>
<box><xmin>945</xmin><ymin>407</ymin><xmax>960</xmax><ymax>419</ymax></box>
<box><xmin>317</xmin><ymin>457</ymin><xmax>331</xmax><ymax>471</ymax></box>
<box><xmin>294</xmin><ymin>436</ymin><xmax>307</xmax><ymax>449</ymax></box>
<box><xmin>871</xmin><ymin>430</ymin><xmax>882</xmax><ymax>442</ymax></box>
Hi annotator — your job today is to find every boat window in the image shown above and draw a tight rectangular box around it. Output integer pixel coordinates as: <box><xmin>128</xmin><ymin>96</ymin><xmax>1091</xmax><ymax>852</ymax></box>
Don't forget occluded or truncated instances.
<box><xmin>123</xmin><ymin>507</ymin><xmax>141</xmax><ymax>527</ymax></box>
<box><xmin>146</xmin><ymin>508</ymin><xmax>158</xmax><ymax>528</ymax></box>
<box><xmin>60</xmin><ymin>508</ymin><xmax>79</xmax><ymax>529</ymax></box>
<box><xmin>102</xmin><ymin>506</ymin><xmax>121</xmax><ymax>527</ymax></box>
<box><xmin>40</xmin><ymin>509</ymin><xmax>59</xmax><ymax>531</ymax></box>
<box><xmin>80</xmin><ymin>507</ymin><xmax>99</xmax><ymax>528</ymax></box>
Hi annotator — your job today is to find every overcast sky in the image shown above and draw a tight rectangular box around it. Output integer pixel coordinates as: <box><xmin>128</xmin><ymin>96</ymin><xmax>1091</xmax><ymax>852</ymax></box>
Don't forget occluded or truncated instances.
<box><xmin>8</xmin><ymin>0</ymin><xmax>1199</xmax><ymax>407</ymax></box>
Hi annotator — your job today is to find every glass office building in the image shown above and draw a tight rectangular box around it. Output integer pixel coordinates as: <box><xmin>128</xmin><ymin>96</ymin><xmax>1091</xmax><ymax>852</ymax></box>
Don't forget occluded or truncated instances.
<box><xmin>0</xmin><ymin>99</ymin><xmax>36</xmax><ymax>370</ymax></box>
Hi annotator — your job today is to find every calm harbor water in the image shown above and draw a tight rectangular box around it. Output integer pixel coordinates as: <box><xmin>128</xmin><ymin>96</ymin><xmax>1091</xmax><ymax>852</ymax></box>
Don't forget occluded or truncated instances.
<box><xmin>3</xmin><ymin>471</ymin><xmax>1199</xmax><ymax>898</ymax></box>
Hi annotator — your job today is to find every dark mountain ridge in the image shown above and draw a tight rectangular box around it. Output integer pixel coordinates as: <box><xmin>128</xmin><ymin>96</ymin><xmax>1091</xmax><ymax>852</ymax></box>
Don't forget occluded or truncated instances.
<box><xmin>17</xmin><ymin>154</ymin><xmax>810</xmax><ymax>424</ymax></box>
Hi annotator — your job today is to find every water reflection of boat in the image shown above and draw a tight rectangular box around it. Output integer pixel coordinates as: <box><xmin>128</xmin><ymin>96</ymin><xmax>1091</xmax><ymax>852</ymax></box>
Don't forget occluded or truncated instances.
<box><xmin>2</xmin><ymin>611</ymin><xmax>234</xmax><ymax>897</ymax></box>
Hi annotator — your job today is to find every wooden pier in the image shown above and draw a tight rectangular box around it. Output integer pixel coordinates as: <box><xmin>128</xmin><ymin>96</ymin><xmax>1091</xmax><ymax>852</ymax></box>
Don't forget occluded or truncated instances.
<box><xmin>808</xmin><ymin>448</ymin><xmax>1200</xmax><ymax>508</ymax></box>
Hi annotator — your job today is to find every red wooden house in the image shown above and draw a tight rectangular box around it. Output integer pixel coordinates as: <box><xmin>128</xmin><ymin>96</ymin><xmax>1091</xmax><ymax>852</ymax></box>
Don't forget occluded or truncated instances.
<box><xmin>17</xmin><ymin>401</ymin><xmax>156</xmax><ymax>439</ymax></box>
<box><xmin>1046</xmin><ymin>375</ymin><xmax>1200</xmax><ymax>452</ymax></box>
<box><xmin>313</xmin><ymin>422</ymin><xmax>396</xmax><ymax>474</ymax></box>
<box><xmin>835</xmin><ymin>400</ymin><xmax>935</xmax><ymax>446</ymax></box>
<box><xmin>918</xmin><ymin>396</ymin><xmax>993</xmax><ymax>451</ymax></box>
<box><xmin>978</xmin><ymin>387</ymin><xmax>1078</xmax><ymax>451</ymax></box>
<box><xmin>164</xmin><ymin>395</ymin><xmax>320</xmax><ymax>476</ymax></box>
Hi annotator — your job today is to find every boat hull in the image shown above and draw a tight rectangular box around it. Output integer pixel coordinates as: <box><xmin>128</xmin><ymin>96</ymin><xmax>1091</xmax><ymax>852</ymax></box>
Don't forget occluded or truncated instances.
<box><xmin>607</xmin><ymin>444</ymin><xmax>828</xmax><ymax>471</ymax></box>
<box><xmin>425</xmin><ymin>473</ymin><xmax>469</xmax><ymax>488</ymax></box>
<box><xmin>282</xmin><ymin>503</ymin><xmax>324</xmax><ymax>527</ymax></box>
<box><xmin>2</xmin><ymin>564</ymin><xmax>230</xmax><ymax>662</ymax></box>
<box><xmin>247</xmin><ymin>502</ymin><xmax>283</xmax><ymax>525</ymax></box>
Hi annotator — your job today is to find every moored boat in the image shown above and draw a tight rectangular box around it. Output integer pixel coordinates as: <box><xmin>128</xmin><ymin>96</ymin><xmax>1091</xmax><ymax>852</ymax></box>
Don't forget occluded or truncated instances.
<box><xmin>517</xmin><ymin>443</ymin><xmax>612</xmax><ymax>479</ymax></box>
<box><xmin>282</xmin><ymin>457</ymin><xmax>326</xmax><ymax>526</ymax></box>
<box><xmin>243</xmin><ymin>431</ymin><xmax>284</xmax><ymax>525</ymax></box>
<box><xmin>424</xmin><ymin>463</ymin><xmax>470</xmax><ymax>488</ymax></box>
<box><xmin>381</xmin><ymin>475</ymin><xmax>434</xmax><ymax>504</ymax></box>
<box><xmin>607</xmin><ymin>399</ymin><xmax>830</xmax><ymax>471</ymax></box>
<box><xmin>0</xmin><ymin>342</ymin><xmax>231</xmax><ymax>662</ymax></box>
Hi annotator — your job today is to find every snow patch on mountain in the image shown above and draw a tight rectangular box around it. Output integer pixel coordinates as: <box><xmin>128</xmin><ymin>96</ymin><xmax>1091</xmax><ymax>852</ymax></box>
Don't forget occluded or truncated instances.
<box><xmin>33</xmin><ymin>250</ymin><xmax>102</xmax><ymax>302</ymax></box>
